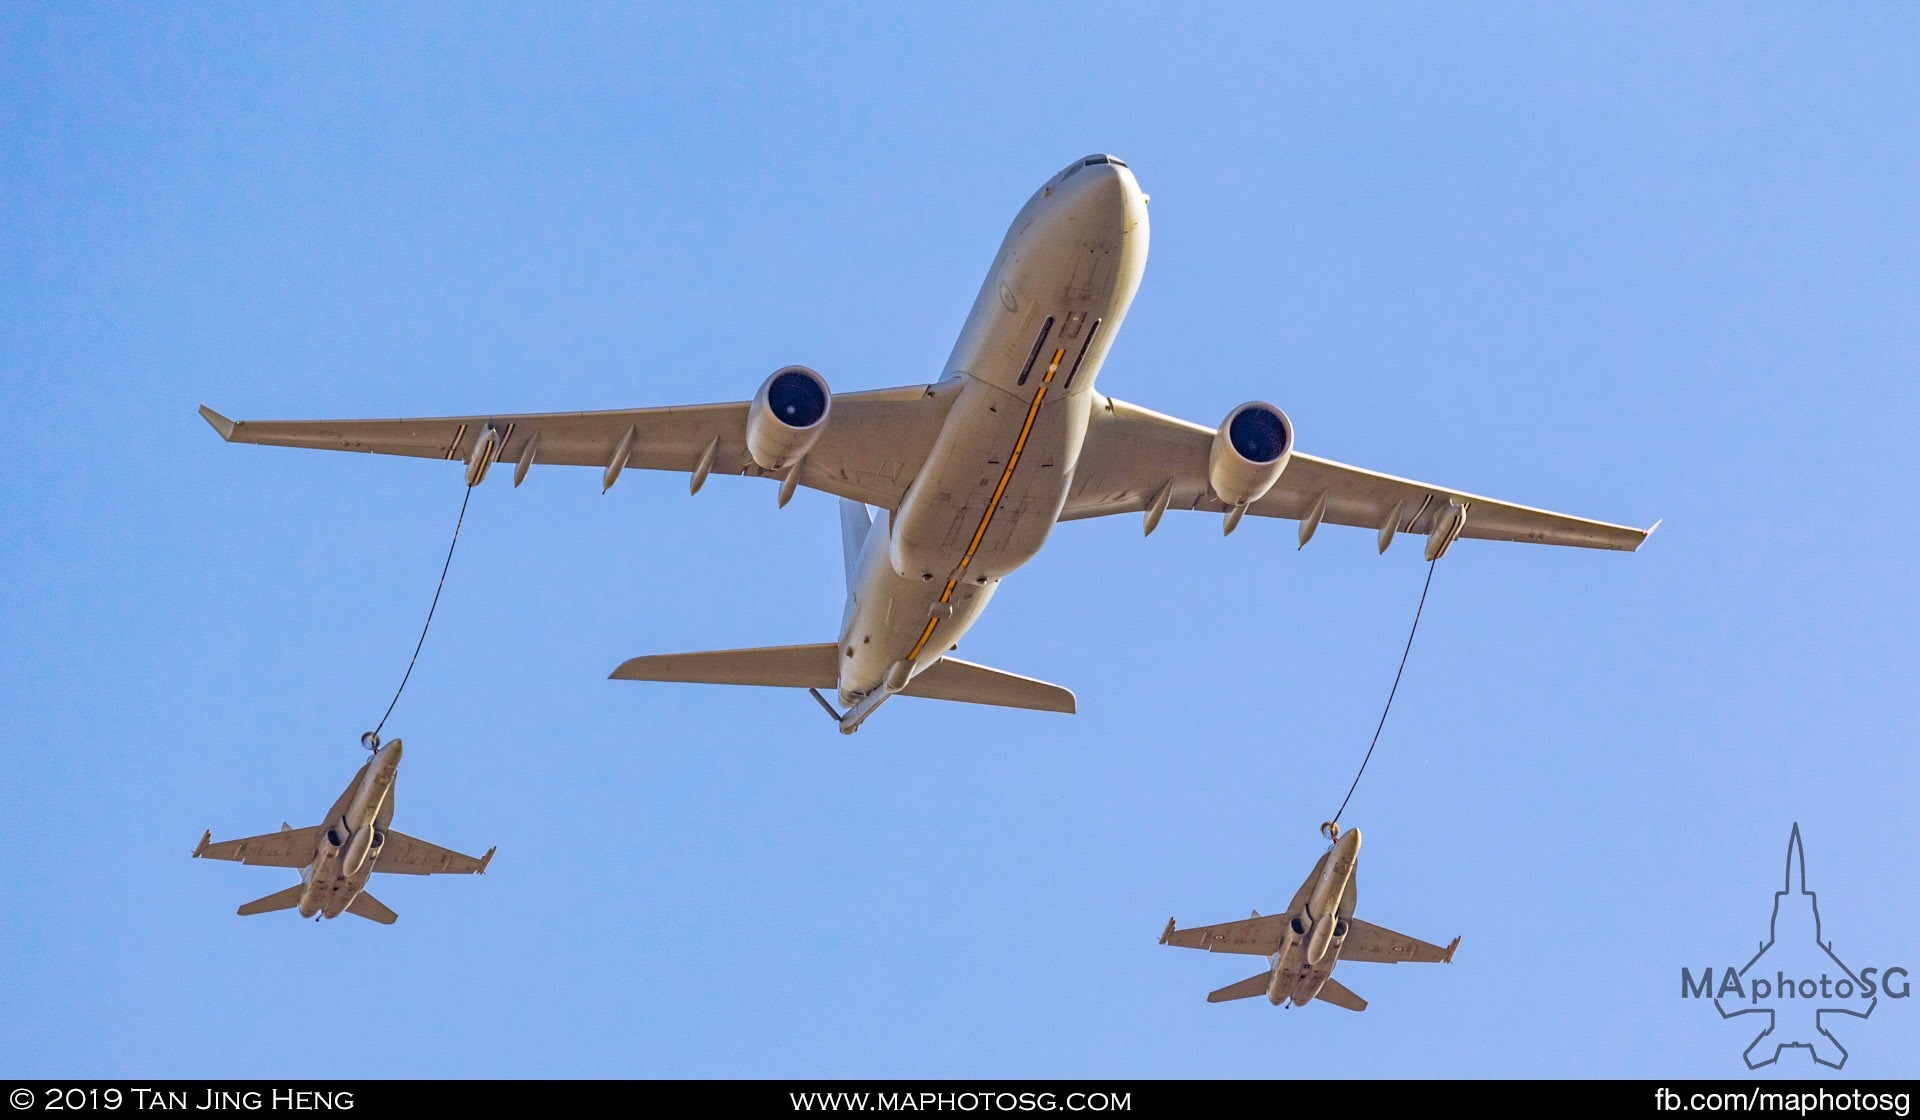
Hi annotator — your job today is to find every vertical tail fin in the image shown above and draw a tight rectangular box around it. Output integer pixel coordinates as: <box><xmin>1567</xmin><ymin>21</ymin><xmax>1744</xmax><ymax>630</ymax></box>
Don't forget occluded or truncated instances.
<box><xmin>839</xmin><ymin>499</ymin><xmax>872</xmax><ymax>588</ymax></box>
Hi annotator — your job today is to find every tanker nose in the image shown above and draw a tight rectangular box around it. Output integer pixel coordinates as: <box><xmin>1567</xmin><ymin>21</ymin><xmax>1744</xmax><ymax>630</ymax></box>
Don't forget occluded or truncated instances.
<box><xmin>1042</xmin><ymin>155</ymin><xmax>1145</xmax><ymax>248</ymax></box>
<box><xmin>1053</xmin><ymin>155</ymin><xmax>1136</xmax><ymax>205</ymax></box>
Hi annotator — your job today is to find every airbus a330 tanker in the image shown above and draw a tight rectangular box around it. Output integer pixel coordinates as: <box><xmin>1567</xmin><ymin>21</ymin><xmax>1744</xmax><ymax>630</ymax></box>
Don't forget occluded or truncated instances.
<box><xmin>202</xmin><ymin>155</ymin><xmax>1652</xmax><ymax>732</ymax></box>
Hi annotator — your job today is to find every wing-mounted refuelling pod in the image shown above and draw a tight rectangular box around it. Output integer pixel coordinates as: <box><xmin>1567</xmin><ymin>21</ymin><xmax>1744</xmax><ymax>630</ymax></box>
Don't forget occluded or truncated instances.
<box><xmin>1424</xmin><ymin>500</ymin><xmax>1468</xmax><ymax>561</ymax></box>
<box><xmin>463</xmin><ymin>425</ymin><xmax>501</xmax><ymax>487</ymax></box>
<box><xmin>513</xmin><ymin>430</ymin><xmax>540</xmax><ymax>487</ymax></box>
<box><xmin>603</xmin><ymin>426</ymin><xmax>637</xmax><ymax>492</ymax></box>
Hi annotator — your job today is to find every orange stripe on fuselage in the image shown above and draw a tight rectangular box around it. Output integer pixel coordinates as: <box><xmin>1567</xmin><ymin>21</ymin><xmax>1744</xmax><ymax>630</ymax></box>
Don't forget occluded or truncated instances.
<box><xmin>905</xmin><ymin>349</ymin><xmax>1066</xmax><ymax>662</ymax></box>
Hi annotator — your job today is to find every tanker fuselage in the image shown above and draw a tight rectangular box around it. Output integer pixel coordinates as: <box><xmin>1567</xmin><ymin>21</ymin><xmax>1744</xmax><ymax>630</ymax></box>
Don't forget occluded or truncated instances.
<box><xmin>833</xmin><ymin>157</ymin><xmax>1148</xmax><ymax>714</ymax></box>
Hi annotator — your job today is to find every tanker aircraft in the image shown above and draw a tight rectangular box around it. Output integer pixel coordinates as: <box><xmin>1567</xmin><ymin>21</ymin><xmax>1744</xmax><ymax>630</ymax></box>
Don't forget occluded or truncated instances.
<box><xmin>201</xmin><ymin>154</ymin><xmax>1654</xmax><ymax>733</ymax></box>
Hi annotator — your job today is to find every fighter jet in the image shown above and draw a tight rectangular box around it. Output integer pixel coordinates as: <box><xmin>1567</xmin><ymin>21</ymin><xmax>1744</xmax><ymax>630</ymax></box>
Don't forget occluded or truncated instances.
<box><xmin>200</xmin><ymin>154</ymin><xmax>1653</xmax><ymax>733</ymax></box>
<box><xmin>1160</xmin><ymin>828</ymin><xmax>1457</xmax><ymax>1011</ymax></box>
<box><xmin>192</xmin><ymin>739</ymin><xmax>494</xmax><ymax>924</ymax></box>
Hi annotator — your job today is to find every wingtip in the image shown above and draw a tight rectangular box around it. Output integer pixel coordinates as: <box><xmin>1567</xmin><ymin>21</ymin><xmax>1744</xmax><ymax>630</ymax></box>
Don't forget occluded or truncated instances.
<box><xmin>1634</xmin><ymin>518</ymin><xmax>1663</xmax><ymax>550</ymax></box>
<box><xmin>1159</xmin><ymin>917</ymin><xmax>1176</xmax><ymax>945</ymax></box>
<box><xmin>198</xmin><ymin>405</ymin><xmax>237</xmax><ymax>440</ymax></box>
<box><xmin>478</xmin><ymin>846</ymin><xmax>496</xmax><ymax>874</ymax></box>
<box><xmin>1445</xmin><ymin>936</ymin><xmax>1461</xmax><ymax>963</ymax></box>
<box><xmin>192</xmin><ymin>830</ymin><xmax>210</xmax><ymax>858</ymax></box>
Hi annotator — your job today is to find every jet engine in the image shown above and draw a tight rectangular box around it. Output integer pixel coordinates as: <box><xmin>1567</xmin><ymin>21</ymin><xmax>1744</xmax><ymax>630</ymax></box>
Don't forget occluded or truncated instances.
<box><xmin>1208</xmin><ymin>402</ymin><xmax>1294</xmax><ymax>507</ymax></box>
<box><xmin>745</xmin><ymin>366</ymin><xmax>831</xmax><ymax>471</ymax></box>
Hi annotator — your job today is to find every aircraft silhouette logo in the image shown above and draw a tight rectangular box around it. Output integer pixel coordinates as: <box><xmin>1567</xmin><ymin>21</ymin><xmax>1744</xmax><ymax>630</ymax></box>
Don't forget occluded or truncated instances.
<box><xmin>1685</xmin><ymin>825</ymin><xmax>1902</xmax><ymax>1069</ymax></box>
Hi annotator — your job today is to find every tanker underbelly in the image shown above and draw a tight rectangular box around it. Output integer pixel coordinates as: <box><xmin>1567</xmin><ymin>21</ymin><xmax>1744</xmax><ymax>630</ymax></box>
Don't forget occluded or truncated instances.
<box><xmin>836</xmin><ymin>564</ymin><xmax>998</xmax><ymax>705</ymax></box>
<box><xmin>889</xmin><ymin>381</ymin><xmax>1082</xmax><ymax>586</ymax></box>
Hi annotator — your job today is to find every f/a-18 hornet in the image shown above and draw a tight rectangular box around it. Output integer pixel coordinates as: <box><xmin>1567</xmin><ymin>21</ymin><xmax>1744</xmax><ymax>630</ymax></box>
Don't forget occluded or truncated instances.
<box><xmin>201</xmin><ymin>154</ymin><xmax>1653</xmax><ymax>733</ymax></box>
<box><xmin>193</xmin><ymin>739</ymin><xmax>494</xmax><ymax>924</ymax></box>
<box><xmin>1160</xmin><ymin>828</ymin><xmax>1457</xmax><ymax>1011</ymax></box>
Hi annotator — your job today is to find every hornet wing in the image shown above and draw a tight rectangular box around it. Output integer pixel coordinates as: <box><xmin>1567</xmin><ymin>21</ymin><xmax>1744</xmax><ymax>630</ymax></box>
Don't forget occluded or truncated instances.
<box><xmin>374</xmin><ymin>831</ymin><xmax>495</xmax><ymax>876</ymax></box>
<box><xmin>1338</xmin><ymin>917</ymin><xmax>1460</xmax><ymax>964</ymax></box>
<box><xmin>1159</xmin><ymin>913</ymin><xmax>1291</xmax><ymax>956</ymax></box>
<box><xmin>194</xmin><ymin>825</ymin><xmax>321</xmax><ymax>869</ymax></box>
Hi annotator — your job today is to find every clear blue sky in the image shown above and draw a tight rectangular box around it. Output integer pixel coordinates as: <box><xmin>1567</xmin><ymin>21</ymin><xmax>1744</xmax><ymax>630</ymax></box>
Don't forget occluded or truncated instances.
<box><xmin>4</xmin><ymin>4</ymin><xmax>1915</xmax><ymax>1079</ymax></box>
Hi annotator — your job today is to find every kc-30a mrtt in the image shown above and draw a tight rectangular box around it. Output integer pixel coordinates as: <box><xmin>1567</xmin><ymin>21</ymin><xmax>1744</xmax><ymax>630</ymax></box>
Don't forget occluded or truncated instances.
<box><xmin>1160</xmin><ymin>828</ymin><xmax>1458</xmax><ymax>1011</ymax></box>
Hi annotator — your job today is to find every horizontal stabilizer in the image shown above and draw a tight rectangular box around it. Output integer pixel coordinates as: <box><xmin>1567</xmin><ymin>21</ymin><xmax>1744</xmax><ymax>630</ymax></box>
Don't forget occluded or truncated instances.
<box><xmin>609</xmin><ymin>645</ymin><xmax>1073</xmax><ymax>714</ymax></box>
<box><xmin>346</xmin><ymin>892</ymin><xmax>397</xmax><ymax>925</ymax></box>
<box><xmin>902</xmin><ymin>657</ymin><xmax>1076</xmax><ymax>714</ymax></box>
<box><xmin>611</xmin><ymin>643</ymin><xmax>838</xmax><ymax>688</ymax></box>
<box><xmin>236</xmin><ymin>884</ymin><xmax>305</xmax><ymax>917</ymax></box>
<box><xmin>1315</xmin><ymin>976</ymin><xmax>1368</xmax><ymax>1012</ymax></box>
<box><xmin>1207</xmin><ymin>971</ymin><xmax>1273</xmax><ymax>1003</ymax></box>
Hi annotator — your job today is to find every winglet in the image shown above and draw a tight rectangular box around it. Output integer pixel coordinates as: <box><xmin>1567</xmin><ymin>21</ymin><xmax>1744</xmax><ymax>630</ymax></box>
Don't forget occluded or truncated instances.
<box><xmin>1634</xmin><ymin>518</ymin><xmax>1663</xmax><ymax>551</ymax></box>
<box><xmin>1444</xmin><ymin>936</ymin><xmax>1461</xmax><ymax>963</ymax></box>
<box><xmin>1159</xmin><ymin>917</ymin><xmax>1176</xmax><ymax>945</ymax></box>
<box><xmin>198</xmin><ymin>405</ymin><xmax>237</xmax><ymax>440</ymax></box>
<box><xmin>192</xmin><ymin>830</ymin><xmax>210</xmax><ymax>858</ymax></box>
<box><xmin>478</xmin><ymin>846</ymin><xmax>496</xmax><ymax>874</ymax></box>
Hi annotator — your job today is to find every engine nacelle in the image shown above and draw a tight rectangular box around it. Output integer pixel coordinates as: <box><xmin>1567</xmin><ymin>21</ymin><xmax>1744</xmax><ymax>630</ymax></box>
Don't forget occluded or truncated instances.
<box><xmin>745</xmin><ymin>366</ymin><xmax>831</xmax><ymax>471</ymax></box>
<box><xmin>1208</xmin><ymin>402</ymin><xmax>1294</xmax><ymax>508</ymax></box>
